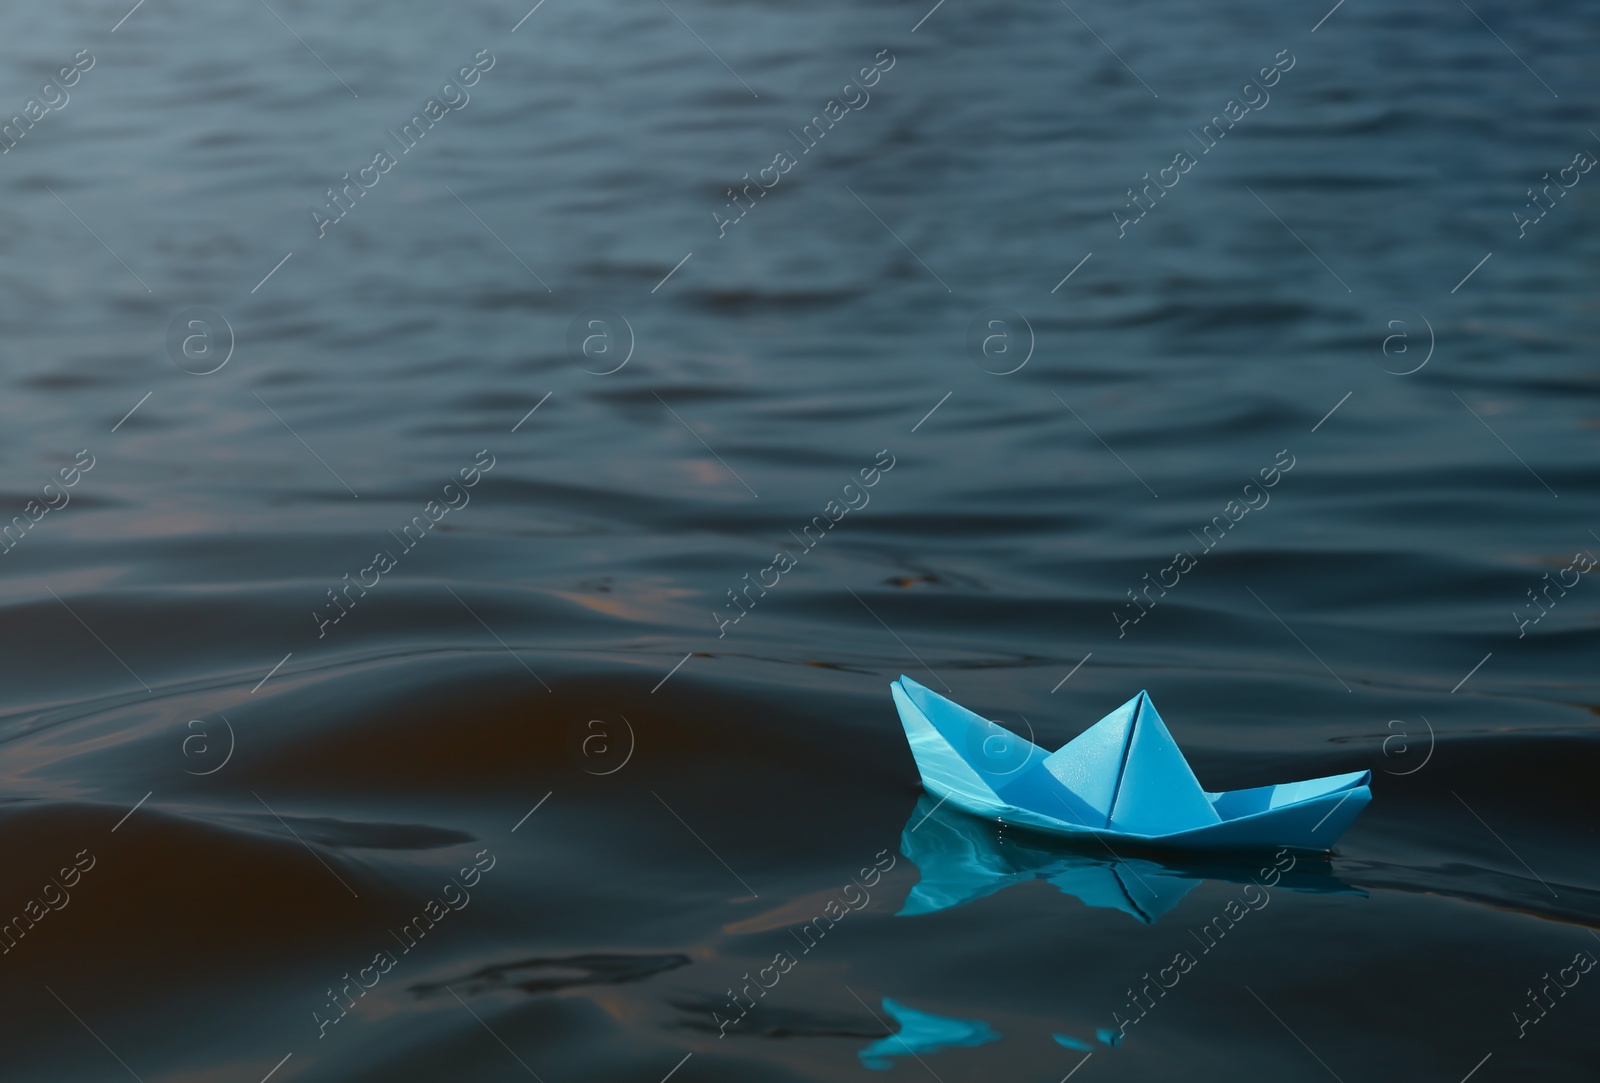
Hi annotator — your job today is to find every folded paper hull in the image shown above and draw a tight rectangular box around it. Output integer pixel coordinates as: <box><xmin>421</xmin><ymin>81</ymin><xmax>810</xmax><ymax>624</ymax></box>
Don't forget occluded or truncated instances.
<box><xmin>895</xmin><ymin>792</ymin><xmax>1364</xmax><ymax>922</ymax></box>
<box><xmin>891</xmin><ymin>676</ymin><xmax>1370</xmax><ymax>852</ymax></box>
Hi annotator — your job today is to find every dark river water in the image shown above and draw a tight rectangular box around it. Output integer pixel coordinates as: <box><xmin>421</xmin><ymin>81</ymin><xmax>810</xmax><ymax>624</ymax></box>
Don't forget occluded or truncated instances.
<box><xmin>1</xmin><ymin>0</ymin><xmax>1597</xmax><ymax>1080</ymax></box>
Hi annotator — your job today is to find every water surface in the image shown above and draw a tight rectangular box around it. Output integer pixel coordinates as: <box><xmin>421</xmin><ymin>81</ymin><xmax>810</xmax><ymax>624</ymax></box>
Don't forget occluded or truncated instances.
<box><xmin>1</xmin><ymin>0</ymin><xmax>1597</xmax><ymax>1079</ymax></box>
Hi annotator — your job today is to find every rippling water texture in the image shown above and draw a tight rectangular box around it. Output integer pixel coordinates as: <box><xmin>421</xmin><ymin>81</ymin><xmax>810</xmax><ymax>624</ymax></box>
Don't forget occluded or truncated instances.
<box><xmin>1</xmin><ymin>0</ymin><xmax>1597</xmax><ymax>1079</ymax></box>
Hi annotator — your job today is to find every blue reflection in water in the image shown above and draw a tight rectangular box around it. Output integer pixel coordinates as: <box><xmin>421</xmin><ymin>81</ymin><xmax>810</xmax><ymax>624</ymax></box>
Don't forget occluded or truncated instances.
<box><xmin>857</xmin><ymin>998</ymin><xmax>1001</xmax><ymax>1070</ymax></box>
<box><xmin>897</xmin><ymin>794</ymin><xmax>1361</xmax><ymax>923</ymax></box>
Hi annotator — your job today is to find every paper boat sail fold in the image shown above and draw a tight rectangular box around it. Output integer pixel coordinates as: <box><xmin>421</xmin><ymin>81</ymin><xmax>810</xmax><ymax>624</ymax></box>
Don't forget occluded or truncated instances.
<box><xmin>891</xmin><ymin>675</ymin><xmax>1370</xmax><ymax>851</ymax></box>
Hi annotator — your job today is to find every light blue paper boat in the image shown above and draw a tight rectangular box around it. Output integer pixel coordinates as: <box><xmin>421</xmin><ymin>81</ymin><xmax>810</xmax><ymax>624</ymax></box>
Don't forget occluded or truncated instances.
<box><xmin>895</xmin><ymin>792</ymin><xmax>1363</xmax><ymax>922</ymax></box>
<box><xmin>891</xmin><ymin>676</ymin><xmax>1370</xmax><ymax>852</ymax></box>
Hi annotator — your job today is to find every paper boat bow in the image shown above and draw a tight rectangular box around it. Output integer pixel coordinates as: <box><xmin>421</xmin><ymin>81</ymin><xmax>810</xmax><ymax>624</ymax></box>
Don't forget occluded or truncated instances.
<box><xmin>891</xmin><ymin>676</ymin><xmax>1370</xmax><ymax>851</ymax></box>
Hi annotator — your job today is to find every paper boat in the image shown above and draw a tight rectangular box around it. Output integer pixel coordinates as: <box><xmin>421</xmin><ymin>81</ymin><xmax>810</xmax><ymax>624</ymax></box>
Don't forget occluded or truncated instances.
<box><xmin>896</xmin><ymin>792</ymin><xmax>1363</xmax><ymax>922</ymax></box>
<box><xmin>891</xmin><ymin>676</ymin><xmax>1370</xmax><ymax>851</ymax></box>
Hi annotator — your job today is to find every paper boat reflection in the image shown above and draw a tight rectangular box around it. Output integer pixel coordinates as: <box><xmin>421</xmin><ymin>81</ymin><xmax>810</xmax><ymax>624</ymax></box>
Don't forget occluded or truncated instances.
<box><xmin>857</xmin><ymin>997</ymin><xmax>1000</xmax><ymax>1070</ymax></box>
<box><xmin>897</xmin><ymin>792</ymin><xmax>1363</xmax><ymax>923</ymax></box>
<box><xmin>891</xmin><ymin>676</ymin><xmax>1371</xmax><ymax>851</ymax></box>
